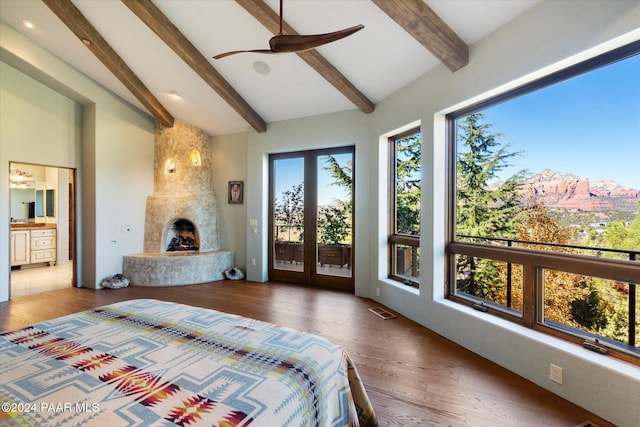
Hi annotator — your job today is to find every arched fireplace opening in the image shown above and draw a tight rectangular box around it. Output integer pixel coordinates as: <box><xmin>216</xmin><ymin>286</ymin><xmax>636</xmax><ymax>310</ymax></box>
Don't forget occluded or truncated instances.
<box><xmin>165</xmin><ymin>219</ymin><xmax>199</xmax><ymax>252</ymax></box>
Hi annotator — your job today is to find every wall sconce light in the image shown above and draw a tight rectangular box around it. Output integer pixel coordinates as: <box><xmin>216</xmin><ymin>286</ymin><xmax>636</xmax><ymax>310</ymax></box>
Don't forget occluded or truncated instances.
<box><xmin>164</xmin><ymin>158</ymin><xmax>176</xmax><ymax>174</ymax></box>
<box><xmin>189</xmin><ymin>149</ymin><xmax>201</xmax><ymax>166</ymax></box>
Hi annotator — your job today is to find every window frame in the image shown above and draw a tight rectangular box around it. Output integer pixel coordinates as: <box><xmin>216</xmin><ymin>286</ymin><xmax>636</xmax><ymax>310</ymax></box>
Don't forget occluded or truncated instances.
<box><xmin>388</xmin><ymin>127</ymin><xmax>421</xmax><ymax>287</ymax></box>
<box><xmin>446</xmin><ymin>41</ymin><xmax>640</xmax><ymax>364</ymax></box>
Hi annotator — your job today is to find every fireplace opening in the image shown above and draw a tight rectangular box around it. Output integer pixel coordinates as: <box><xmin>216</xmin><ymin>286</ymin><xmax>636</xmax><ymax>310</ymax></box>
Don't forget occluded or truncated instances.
<box><xmin>166</xmin><ymin>219</ymin><xmax>199</xmax><ymax>252</ymax></box>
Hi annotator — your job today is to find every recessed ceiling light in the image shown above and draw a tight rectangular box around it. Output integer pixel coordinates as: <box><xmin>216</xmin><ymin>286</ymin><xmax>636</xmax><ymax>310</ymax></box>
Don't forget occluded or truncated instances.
<box><xmin>253</xmin><ymin>61</ymin><xmax>271</xmax><ymax>75</ymax></box>
<box><xmin>22</xmin><ymin>20</ymin><xmax>35</xmax><ymax>29</ymax></box>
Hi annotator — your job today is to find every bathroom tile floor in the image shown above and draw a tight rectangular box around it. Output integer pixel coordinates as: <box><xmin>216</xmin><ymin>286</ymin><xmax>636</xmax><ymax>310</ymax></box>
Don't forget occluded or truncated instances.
<box><xmin>10</xmin><ymin>263</ymin><xmax>73</xmax><ymax>297</ymax></box>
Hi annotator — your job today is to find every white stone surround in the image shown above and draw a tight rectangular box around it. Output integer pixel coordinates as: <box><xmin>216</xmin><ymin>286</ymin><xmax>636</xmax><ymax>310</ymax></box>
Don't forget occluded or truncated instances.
<box><xmin>123</xmin><ymin>120</ymin><xmax>233</xmax><ymax>286</ymax></box>
<box><xmin>123</xmin><ymin>251</ymin><xmax>233</xmax><ymax>286</ymax></box>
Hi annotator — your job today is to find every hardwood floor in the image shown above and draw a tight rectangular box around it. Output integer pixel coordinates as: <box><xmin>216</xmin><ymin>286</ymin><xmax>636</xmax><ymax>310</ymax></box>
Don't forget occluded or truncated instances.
<box><xmin>0</xmin><ymin>280</ymin><xmax>612</xmax><ymax>427</ymax></box>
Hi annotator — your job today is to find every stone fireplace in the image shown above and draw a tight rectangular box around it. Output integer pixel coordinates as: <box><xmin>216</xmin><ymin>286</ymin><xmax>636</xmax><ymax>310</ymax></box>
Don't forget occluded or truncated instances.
<box><xmin>123</xmin><ymin>120</ymin><xmax>233</xmax><ymax>286</ymax></box>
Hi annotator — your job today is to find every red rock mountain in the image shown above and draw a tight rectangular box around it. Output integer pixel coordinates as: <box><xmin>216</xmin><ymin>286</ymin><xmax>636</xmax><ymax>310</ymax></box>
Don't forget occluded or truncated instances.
<box><xmin>520</xmin><ymin>169</ymin><xmax>639</xmax><ymax>211</ymax></box>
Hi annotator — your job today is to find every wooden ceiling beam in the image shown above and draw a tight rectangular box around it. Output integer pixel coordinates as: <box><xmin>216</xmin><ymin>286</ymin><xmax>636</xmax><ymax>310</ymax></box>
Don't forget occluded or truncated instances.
<box><xmin>236</xmin><ymin>0</ymin><xmax>374</xmax><ymax>114</ymax></box>
<box><xmin>121</xmin><ymin>0</ymin><xmax>267</xmax><ymax>133</ymax></box>
<box><xmin>372</xmin><ymin>0</ymin><xmax>468</xmax><ymax>72</ymax></box>
<box><xmin>42</xmin><ymin>0</ymin><xmax>174</xmax><ymax>128</ymax></box>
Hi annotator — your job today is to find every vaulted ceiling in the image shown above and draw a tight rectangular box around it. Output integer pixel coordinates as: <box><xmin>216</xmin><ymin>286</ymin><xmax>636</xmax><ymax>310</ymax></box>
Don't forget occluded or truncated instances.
<box><xmin>0</xmin><ymin>0</ymin><xmax>541</xmax><ymax>136</ymax></box>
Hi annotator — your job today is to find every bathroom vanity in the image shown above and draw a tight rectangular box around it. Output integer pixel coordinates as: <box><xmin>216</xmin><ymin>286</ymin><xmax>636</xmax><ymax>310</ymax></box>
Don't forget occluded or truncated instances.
<box><xmin>10</xmin><ymin>223</ymin><xmax>57</xmax><ymax>267</ymax></box>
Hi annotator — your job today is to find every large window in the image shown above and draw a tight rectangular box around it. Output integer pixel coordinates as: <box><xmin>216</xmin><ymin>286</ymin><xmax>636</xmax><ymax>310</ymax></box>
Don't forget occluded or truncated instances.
<box><xmin>389</xmin><ymin>128</ymin><xmax>421</xmax><ymax>286</ymax></box>
<box><xmin>447</xmin><ymin>41</ymin><xmax>640</xmax><ymax>363</ymax></box>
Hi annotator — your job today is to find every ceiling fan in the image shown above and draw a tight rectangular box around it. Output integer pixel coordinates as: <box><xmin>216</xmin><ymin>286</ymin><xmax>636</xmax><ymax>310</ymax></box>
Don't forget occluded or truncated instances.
<box><xmin>213</xmin><ymin>0</ymin><xmax>364</xmax><ymax>59</ymax></box>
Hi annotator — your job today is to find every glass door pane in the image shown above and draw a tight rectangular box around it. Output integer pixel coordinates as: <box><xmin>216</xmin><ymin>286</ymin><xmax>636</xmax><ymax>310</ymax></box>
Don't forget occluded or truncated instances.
<box><xmin>269</xmin><ymin>147</ymin><xmax>354</xmax><ymax>291</ymax></box>
<box><xmin>272</xmin><ymin>157</ymin><xmax>304</xmax><ymax>272</ymax></box>
<box><xmin>316</xmin><ymin>153</ymin><xmax>353</xmax><ymax>278</ymax></box>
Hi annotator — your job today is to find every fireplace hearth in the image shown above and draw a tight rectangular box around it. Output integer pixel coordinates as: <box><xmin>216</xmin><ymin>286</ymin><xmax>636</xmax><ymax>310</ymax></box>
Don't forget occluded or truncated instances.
<box><xmin>123</xmin><ymin>121</ymin><xmax>233</xmax><ymax>286</ymax></box>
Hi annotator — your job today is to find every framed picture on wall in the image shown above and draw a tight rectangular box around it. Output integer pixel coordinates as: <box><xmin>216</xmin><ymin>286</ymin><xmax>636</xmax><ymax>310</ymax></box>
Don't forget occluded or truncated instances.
<box><xmin>228</xmin><ymin>181</ymin><xmax>244</xmax><ymax>204</ymax></box>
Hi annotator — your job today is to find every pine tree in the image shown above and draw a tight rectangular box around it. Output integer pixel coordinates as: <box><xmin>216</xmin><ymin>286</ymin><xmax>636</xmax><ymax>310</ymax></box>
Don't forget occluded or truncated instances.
<box><xmin>395</xmin><ymin>132</ymin><xmax>421</xmax><ymax>235</ymax></box>
<box><xmin>455</xmin><ymin>113</ymin><xmax>527</xmax><ymax>299</ymax></box>
<box><xmin>323</xmin><ymin>155</ymin><xmax>352</xmax><ymax>197</ymax></box>
<box><xmin>321</xmin><ymin>155</ymin><xmax>353</xmax><ymax>245</ymax></box>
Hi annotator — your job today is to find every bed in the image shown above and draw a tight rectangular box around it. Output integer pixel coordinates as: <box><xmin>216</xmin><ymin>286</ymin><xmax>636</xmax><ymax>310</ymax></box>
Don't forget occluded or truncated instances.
<box><xmin>0</xmin><ymin>299</ymin><xmax>378</xmax><ymax>426</ymax></box>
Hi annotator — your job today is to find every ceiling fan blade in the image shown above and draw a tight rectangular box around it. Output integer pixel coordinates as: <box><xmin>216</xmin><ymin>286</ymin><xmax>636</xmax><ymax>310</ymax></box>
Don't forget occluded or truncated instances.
<box><xmin>213</xmin><ymin>0</ymin><xmax>363</xmax><ymax>62</ymax></box>
<box><xmin>213</xmin><ymin>49</ymin><xmax>275</xmax><ymax>59</ymax></box>
<box><xmin>269</xmin><ymin>24</ymin><xmax>364</xmax><ymax>53</ymax></box>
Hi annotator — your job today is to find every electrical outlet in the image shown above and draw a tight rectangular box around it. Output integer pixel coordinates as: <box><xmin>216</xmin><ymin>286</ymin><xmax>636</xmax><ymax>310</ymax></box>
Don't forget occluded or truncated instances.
<box><xmin>550</xmin><ymin>364</ymin><xmax>562</xmax><ymax>384</ymax></box>
<box><xmin>376</xmin><ymin>287</ymin><xmax>381</xmax><ymax>297</ymax></box>
<box><xmin>251</xmin><ymin>258</ymin><xmax>256</xmax><ymax>266</ymax></box>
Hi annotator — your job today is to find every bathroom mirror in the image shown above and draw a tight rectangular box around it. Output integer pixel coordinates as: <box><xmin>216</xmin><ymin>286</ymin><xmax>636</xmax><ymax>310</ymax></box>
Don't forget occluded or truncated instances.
<box><xmin>10</xmin><ymin>188</ymin><xmax>36</xmax><ymax>220</ymax></box>
<box><xmin>35</xmin><ymin>189</ymin><xmax>44</xmax><ymax>217</ymax></box>
<box><xmin>34</xmin><ymin>188</ymin><xmax>55</xmax><ymax>217</ymax></box>
<box><xmin>46</xmin><ymin>189</ymin><xmax>55</xmax><ymax>217</ymax></box>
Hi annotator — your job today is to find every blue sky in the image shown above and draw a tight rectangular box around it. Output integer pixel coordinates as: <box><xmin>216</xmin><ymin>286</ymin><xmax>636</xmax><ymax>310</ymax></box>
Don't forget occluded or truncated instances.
<box><xmin>273</xmin><ymin>157</ymin><xmax>304</xmax><ymax>203</ymax></box>
<box><xmin>478</xmin><ymin>53</ymin><xmax>640</xmax><ymax>189</ymax></box>
<box><xmin>274</xmin><ymin>154</ymin><xmax>351</xmax><ymax>207</ymax></box>
<box><xmin>274</xmin><ymin>52</ymin><xmax>639</xmax><ymax>206</ymax></box>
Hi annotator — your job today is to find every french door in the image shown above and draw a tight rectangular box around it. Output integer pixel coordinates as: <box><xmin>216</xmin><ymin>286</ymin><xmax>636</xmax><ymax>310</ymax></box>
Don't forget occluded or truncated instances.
<box><xmin>268</xmin><ymin>147</ymin><xmax>354</xmax><ymax>291</ymax></box>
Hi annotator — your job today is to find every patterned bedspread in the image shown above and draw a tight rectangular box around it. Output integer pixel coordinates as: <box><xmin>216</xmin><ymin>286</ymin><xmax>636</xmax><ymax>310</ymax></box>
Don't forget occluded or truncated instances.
<box><xmin>0</xmin><ymin>299</ymin><xmax>378</xmax><ymax>426</ymax></box>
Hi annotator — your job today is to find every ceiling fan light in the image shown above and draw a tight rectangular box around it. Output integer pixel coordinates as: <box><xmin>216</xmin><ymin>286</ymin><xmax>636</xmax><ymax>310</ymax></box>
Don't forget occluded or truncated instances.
<box><xmin>253</xmin><ymin>61</ymin><xmax>271</xmax><ymax>75</ymax></box>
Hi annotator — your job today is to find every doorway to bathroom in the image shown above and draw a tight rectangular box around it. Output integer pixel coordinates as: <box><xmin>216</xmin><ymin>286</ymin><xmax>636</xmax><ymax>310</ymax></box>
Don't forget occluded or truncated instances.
<box><xmin>9</xmin><ymin>162</ymin><xmax>77</xmax><ymax>297</ymax></box>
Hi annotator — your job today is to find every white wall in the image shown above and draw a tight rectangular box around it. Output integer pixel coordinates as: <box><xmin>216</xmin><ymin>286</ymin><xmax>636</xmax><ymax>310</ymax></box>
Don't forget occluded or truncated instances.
<box><xmin>56</xmin><ymin>168</ymin><xmax>71</xmax><ymax>265</ymax></box>
<box><xmin>0</xmin><ymin>21</ymin><xmax>155</xmax><ymax>296</ymax></box>
<box><xmin>229</xmin><ymin>2</ymin><xmax>640</xmax><ymax>425</ymax></box>
<box><xmin>212</xmin><ymin>132</ymin><xmax>248</xmax><ymax>271</ymax></box>
<box><xmin>91</xmin><ymin>109</ymin><xmax>154</xmax><ymax>283</ymax></box>
<box><xmin>0</xmin><ymin>61</ymin><xmax>81</xmax><ymax>301</ymax></box>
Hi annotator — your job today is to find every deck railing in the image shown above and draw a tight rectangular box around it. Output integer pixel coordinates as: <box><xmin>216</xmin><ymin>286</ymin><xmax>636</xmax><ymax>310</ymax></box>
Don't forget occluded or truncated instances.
<box><xmin>455</xmin><ymin>234</ymin><xmax>639</xmax><ymax>348</ymax></box>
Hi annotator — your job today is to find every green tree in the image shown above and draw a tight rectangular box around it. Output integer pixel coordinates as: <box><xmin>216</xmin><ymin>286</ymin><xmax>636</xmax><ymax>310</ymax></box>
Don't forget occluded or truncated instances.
<box><xmin>570</xmin><ymin>286</ymin><xmax>610</xmax><ymax>331</ymax></box>
<box><xmin>321</xmin><ymin>155</ymin><xmax>353</xmax><ymax>244</ymax></box>
<box><xmin>456</xmin><ymin>113</ymin><xmax>526</xmax><ymax>237</ymax></box>
<box><xmin>597</xmin><ymin>295</ymin><xmax>630</xmax><ymax>344</ymax></box>
<box><xmin>603</xmin><ymin>200</ymin><xmax>640</xmax><ymax>252</ymax></box>
<box><xmin>318</xmin><ymin>205</ymin><xmax>350</xmax><ymax>245</ymax></box>
<box><xmin>395</xmin><ymin>132</ymin><xmax>421</xmax><ymax>234</ymax></box>
<box><xmin>455</xmin><ymin>113</ymin><xmax>527</xmax><ymax>298</ymax></box>
<box><xmin>324</xmin><ymin>155</ymin><xmax>352</xmax><ymax>198</ymax></box>
<box><xmin>275</xmin><ymin>183</ymin><xmax>304</xmax><ymax>241</ymax></box>
<box><xmin>597</xmin><ymin>200</ymin><xmax>640</xmax><ymax>345</ymax></box>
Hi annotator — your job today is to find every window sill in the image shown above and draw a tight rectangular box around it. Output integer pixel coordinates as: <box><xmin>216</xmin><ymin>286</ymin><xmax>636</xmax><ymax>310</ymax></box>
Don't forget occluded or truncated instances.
<box><xmin>434</xmin><ymin>296</ymin><xmax>639</xmax><ymax>373</ymax></box>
